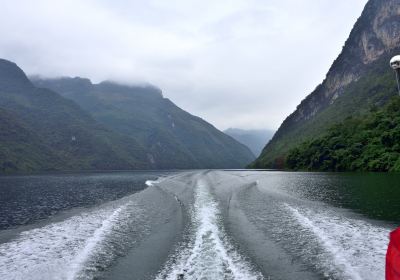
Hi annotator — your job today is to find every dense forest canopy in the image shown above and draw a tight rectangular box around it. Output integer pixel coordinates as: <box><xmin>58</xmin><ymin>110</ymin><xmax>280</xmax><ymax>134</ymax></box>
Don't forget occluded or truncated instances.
<box><xmin>287</xmin><ymin>97</ymin><xmax>400</xmax><ymax>172</ymax></box>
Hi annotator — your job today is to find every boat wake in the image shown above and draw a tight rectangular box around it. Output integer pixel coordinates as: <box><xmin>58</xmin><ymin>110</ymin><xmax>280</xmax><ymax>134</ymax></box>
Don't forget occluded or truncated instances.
<box><xmin>0</xmin><ymin>171</ymin><xmax>393</xmax><ymax>280</ymax></box>
<box><xmin>285</xmin><ymin>203</ymin><xmax>389</xmax><ymax>280</ymax></box>
<box><xmin>156</xmin><ymin>179</ymin><xmax>263</xmax><ymax>280</ymax></box>
<box><xmin>0</xmin><ymin>196</ymin><xmax>147</xmax><ymax>280</ymax></box>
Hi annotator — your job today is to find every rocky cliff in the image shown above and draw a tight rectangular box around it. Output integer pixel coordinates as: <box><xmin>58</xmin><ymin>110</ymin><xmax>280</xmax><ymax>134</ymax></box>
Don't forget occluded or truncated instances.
<box><xmin>252</xmin><ymin>0</ymin><xmax>400</xmax><ymax>168</ymax></box>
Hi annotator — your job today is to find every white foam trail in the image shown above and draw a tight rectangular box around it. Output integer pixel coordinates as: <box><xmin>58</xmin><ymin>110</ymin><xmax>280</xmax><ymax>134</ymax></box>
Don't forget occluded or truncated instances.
<box><xmin>156</xmin><ymin>180</ymin><xmax>263</xmax><ymax>280</ymax></box>
<box><xmin>0</xmin><ymin>200</ymin><xmax>140</xmax><ymax>280</ymax></box>
<box><xmin>67</xmin><ymin>205</ymin><xmax>126</xmax><ymax>280</ymax></box>
<box><xmin>285</xmin><ymin>203</ymin><xmax>389</xmax><ymax>280</ymax></box>
<box><xmin>145</xmin><ymin>180</ymin><xmax>159</xmax><ymax>187</ymax></box>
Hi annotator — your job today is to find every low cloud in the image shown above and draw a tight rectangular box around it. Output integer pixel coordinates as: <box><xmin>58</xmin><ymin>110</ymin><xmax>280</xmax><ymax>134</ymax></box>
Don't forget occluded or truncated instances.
<box><xmin>0</xmin><ymin>0</ymin><xmax>367</xmax><ymax>130</ymax></box>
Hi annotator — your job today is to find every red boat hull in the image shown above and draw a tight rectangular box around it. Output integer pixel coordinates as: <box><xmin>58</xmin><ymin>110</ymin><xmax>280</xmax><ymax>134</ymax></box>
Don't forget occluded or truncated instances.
<box><xmin>387</xmin><ymin>228</ymin><xmax>400</xmax><ymax>280</ymax></box>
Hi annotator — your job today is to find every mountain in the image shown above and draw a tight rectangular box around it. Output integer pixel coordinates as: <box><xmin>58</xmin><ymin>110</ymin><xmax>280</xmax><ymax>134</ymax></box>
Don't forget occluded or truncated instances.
<box><xmin>0</xmin><ymin>59</ymin><xmax>151</xmax><ymax>173</ymax></box>
<box><xmin>286</xmin><ymin>97</ymin><xmax>400</xmax><ymax>172</ymax></box>
<box><xmin>252</xmin><ymin>0</ymin><xmax>400</xmax><ymax>169</ymax></box>
<box><xmin>224</xmin><ymin>128</ymin><xmax>274</xmax><ymax>156</ymax></box>
<box><xmin>32</xmin><ymin>77</ymin><xmax>255</xmax><ymax>169</ymax></box>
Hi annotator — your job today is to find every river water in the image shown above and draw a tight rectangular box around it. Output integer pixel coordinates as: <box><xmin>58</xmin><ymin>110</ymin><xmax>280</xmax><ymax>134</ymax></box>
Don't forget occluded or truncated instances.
<box><xmin>0</xmin><ymin>170</ymin><xmax>398</xmax><ymax>280</ymax></box>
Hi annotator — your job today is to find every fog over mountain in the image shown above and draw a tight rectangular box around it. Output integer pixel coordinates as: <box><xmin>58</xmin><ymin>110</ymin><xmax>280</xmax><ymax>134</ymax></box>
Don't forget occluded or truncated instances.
<box><xmin>224</xmin><ymin>128</ymin><xmax>274</xmax><ymax>156</ymax></box>
<box><xmin>0</xmin><ymin>0</ymin><xmax>367</xmax><ymax>131</ymax></box>
<box><xmin>0</xmin><ymin>59</ymin><xmax>255</xmax><ymax>172</ymax></box>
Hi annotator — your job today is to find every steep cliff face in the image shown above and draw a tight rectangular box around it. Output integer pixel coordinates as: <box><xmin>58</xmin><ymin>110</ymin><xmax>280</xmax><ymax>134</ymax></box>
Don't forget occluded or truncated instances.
<box><xmin>253</xmin><ymin>0</ymin><xmax>400</xmax><ymax>168</ymax></box>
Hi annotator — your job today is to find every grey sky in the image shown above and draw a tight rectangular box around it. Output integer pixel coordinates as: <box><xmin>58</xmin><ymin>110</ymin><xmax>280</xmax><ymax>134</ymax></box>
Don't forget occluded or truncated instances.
<box><xmin>0</xmin><ymin>0</ymin><xmax>368</xmax><ymax>130</ymax></box>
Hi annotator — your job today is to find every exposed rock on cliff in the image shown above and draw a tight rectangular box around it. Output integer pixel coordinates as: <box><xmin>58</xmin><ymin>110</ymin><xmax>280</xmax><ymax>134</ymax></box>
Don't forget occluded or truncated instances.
<box><xmin>252</xmin><ymin>0</ymin><xmax>400</xmax><ymax>168</ymax></box>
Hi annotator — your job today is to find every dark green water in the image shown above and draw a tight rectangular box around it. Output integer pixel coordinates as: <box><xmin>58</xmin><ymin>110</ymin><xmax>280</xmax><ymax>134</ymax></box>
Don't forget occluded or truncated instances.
<box><xmin>280</xmin><ymin>172</ymin><xmax>400</xmax><ymax>223</ymax></box>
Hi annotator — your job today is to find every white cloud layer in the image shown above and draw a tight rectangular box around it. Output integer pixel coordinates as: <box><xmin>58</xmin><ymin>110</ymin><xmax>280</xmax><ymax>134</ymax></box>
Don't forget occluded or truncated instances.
<box><xmin>0</xmin><ymin>0</ymin><xmax>368</xmax><ymax>130</ymax></box>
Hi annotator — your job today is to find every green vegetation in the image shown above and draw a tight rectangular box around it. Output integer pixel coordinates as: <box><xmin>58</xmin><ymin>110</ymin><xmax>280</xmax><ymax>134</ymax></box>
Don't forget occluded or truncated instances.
<box><xmin>286</xmin><ymin>97</ymin><xmax>400</xmax><ymax>172</ymax></box>
<box><xmin>33</xmin><ymin>78</ymin><xmax>255</xmax><ymax>169</ymax></box>
<box><xmin>251</xmin><ymin>0</ymin><xmax>400</xmax><ymax>169</ymax></box>
<box><xmin>0</xmin><ymin>59</ymin><xmax>151</xmax><ymax>173</ymax></box>
<box><xmin>251</xmin><ymin>51</ymin><xmax>399</xmax><ymax>169</ymax></box>
<box><xmin>0</xmin><ymin>59</ymin><xmax>254</xmax><ymax>173</ymax></box>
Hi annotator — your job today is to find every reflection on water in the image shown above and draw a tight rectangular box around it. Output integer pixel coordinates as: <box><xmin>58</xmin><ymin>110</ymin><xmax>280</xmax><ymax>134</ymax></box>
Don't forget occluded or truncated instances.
<box><xmin>277</xmin><ymin>172</ymin><xmax>400</xmax><ymax>223</ymax></box>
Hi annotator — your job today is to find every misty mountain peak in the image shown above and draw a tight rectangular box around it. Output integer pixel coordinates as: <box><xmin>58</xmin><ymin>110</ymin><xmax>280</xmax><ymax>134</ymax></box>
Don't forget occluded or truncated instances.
<box><xmin>0</xmin><ymin>59</ymin><xmax>33</xmax><ymax>91</ymax></box>
<box><xmin>96</xmin><ymin>81</ymin><xmax>163</xmax><ymax>98</ymax></box>
<box><xmin>32</xmin><ymin>77</ymin><xmax>163</xmax><ymax>99</ymax></box>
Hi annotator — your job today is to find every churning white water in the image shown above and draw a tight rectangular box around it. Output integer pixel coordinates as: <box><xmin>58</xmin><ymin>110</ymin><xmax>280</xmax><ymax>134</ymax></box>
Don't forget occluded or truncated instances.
<box><xmin>0</xmin><ymin>198</ymin><xmax>145</xmax><ymax>280</ymax></box>
<box><xmin>1</xmin><ymin>171</ymin><xmax>395</xmax><ymax>280</ymax></box>
<box><xmin>156</xmin><ymin>180</ymin><xmax>263</xmax><ymax>280</ymax></box>
<box><xmin>285</xmin><ymin>203</ymin><xmax>389</xmax><ymax>280</ymax></box>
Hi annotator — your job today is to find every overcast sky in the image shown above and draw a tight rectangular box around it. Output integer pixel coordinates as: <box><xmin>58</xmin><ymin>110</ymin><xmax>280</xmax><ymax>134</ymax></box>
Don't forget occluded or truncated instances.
<box><xmin>0</xmin><ymin>0</ymin><xmax>368</xmax><ymax>130</ymax></box>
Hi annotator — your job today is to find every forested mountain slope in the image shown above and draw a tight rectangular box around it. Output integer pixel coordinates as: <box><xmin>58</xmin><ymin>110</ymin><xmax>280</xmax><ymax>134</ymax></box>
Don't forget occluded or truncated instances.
<box><xmin>32</xmin><ymin>77</ymin><xmax>255</xmax><ymax>169</ymax></box>
<box><xmin>286</xmin><ymin>97</ymin><xmax>400</xmax><ymax>171</ymax></box>
<box><xmin>0</xmin><ymin>59</ymin><xmax>150</xmax><ymax>172</ymax></box>
<box><xmin>252</xmin><ymin>0</ymin><xmax>400</xmax><ymax>168</ymax></box>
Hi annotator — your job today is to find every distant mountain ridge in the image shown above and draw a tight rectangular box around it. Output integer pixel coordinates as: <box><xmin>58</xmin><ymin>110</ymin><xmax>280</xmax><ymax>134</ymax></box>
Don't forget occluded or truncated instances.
<box><xmin>252</xmin><ymin>0</ymin><xmax>400</xmax><ymax>168</ymax></box>
<box><xmin>224</xmin><ymin>128</ymin><xmax>274</xmax><ymax>156</ymax></box>
<box><xmin>0</xmin><ymin>59</ymin><xmax>254</xmax><ymax>172</ymax></box>
<box><xmin>0</xmin><ymin>58</ymin><xmax>151</xmax><ymax>172</ymax></box>
<box><xmin>32</xmin><ymin>76</ymin><xmax>254</xmax><ymax>170</ymax></box>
